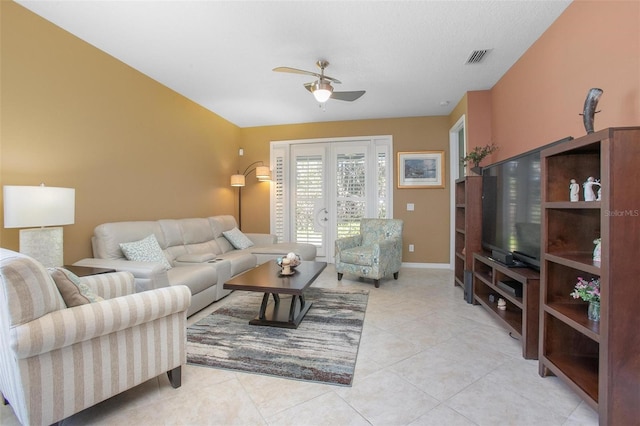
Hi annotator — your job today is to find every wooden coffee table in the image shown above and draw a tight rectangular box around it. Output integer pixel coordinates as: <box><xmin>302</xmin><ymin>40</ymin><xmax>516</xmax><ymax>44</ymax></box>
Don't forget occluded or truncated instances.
<box><xmin>223</xmin><ymin>260</ymin><xmax>327</xmax><ymax>328</ymax></box>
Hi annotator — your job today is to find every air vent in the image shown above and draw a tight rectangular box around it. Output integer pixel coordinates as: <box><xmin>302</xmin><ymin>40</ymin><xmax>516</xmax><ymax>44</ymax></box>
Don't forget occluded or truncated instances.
<box><xmin>466</xmin><ymin>49</ymin><xmax>492</xmax><ymax>64</ymax></box>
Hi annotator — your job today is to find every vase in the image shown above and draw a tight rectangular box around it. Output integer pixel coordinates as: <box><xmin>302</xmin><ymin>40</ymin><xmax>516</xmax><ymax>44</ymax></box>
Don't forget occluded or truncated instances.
<box><xmin>588</xmin><ymin>301</ymin><xmax>600</xmax><ymax>322</ymax></box>
<box><xmin>470</xmin><ymin>166</ymin><xmax>482</xmax><ymax>176</ymax></box>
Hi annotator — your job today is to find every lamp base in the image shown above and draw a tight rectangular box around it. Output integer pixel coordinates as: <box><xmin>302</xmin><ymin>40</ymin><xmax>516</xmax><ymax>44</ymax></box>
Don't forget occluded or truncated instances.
<box><xmin>19</xmin><ymin>227</ymin><xmax>64</xmax><ymax>268</ymax></box>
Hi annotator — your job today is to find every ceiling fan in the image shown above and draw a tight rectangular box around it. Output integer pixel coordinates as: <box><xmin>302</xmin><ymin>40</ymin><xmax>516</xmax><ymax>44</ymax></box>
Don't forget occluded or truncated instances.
<box><xmin>273</xmin><ymin>60</ymin><xmax>366</xmax><ymax>103</ymax></box>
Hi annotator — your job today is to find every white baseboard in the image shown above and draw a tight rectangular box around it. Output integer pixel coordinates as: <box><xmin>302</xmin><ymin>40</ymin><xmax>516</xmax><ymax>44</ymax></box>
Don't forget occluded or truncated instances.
<box><xmin>401</xmin><ymin>262</ymin><xmax>451</xmax><ymax>269</ymax></box>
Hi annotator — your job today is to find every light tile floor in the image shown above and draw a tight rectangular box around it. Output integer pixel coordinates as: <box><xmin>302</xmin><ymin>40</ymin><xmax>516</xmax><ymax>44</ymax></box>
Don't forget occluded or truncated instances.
<box><xmin>0</xmin><ymin>266</ymin><xmax>600</xmax><ymax>426</ymax></box>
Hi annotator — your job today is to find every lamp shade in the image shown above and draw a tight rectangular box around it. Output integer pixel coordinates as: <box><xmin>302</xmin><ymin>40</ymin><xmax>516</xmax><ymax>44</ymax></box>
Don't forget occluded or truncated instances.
<box><xmin>255</xmin><ymin>166</ymin><xmax>271</xmax><ymax>180</ymax></box>
<box><xmin>3</xmin><ymin>185</ymin><xmax>75</xmax><ymax>228</ymax></box>
<box><xmin>230</xmin><ymin>174</ymin><xmax>245</xmax><ymax>187</ymax></box>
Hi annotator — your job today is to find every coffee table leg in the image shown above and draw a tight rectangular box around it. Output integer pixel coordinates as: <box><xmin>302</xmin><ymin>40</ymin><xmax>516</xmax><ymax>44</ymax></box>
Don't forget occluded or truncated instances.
<box><xmin>288</xmin><ymin>296</ymin><xmax>296</xmax><ymax>322</ymax></box>
<box><xmin>298</xmin><ymin>295</ymin><xmax>306</xmax><ymax>311</ymax></box>
<box><xmin>288</xmin><ymin>295</ymin><xmax>307</xmax><ymax>322</ymax></box>
<box><xmin>259</xmin><ymin>293</ymin><xmax>270</xmax><ymax>319</ymax></box>
<box><xmin>259</xmin><ymin>293</ymin><xmax>280</xmax><ymax>319</ymax></box>
<box><xmin>252</xmin><ymin>293</ymin><xmax>312</xmax><ymax>328</ymax></box>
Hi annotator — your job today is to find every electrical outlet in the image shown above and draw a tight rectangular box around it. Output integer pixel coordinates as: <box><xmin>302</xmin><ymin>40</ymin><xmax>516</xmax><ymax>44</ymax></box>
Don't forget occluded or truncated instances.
<box><xmin>409</xmin><ymin>244</ymin><xmax>414</xmax><ymax>252</ymax></box>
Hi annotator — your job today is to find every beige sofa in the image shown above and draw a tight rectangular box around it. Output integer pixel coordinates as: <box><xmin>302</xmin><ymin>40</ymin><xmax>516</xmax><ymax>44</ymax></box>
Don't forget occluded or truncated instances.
<box><xmin>74</xmin><ymin>215</ymin><xmax>316</xmax><ymax>316</ymax></box>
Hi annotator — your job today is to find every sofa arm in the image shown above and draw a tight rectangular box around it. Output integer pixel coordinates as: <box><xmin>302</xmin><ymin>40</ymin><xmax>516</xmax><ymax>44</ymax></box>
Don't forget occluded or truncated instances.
<box><xmin>80</xmin><ymin>271</ymin><xmax>135</xmax><ymax>299</ymax></box>
<box><xmin>373</xmin><ymin>237</ymin><xmax>403</xmax><ymax>269</ymax></box>
<box><xmin>246</xmin><ymin>233</ymin><xmax>277</xmax><ymax>246</ymax></box>
<box><xmin>335</xmin><ymin>235</ymin><xmax>363</xmax><ymax>253</ymax></box>
<box><xmin>73</xmin><ymin>258</ymin><xmax>170</xmax><ymax>292</ymax></box>
<box><xmin>11</xmin><ymin>285</ymin><xmax>192</xmax><ymax>359</ymax></box>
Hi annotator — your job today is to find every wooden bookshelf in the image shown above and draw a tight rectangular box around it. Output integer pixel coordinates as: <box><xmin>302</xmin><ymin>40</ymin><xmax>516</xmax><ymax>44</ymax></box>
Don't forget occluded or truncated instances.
<box><xmin>539</xmin><ymin>127</ymin><xmax>640</xmax><ymax>425</ymax></box>
<box><xmin>453</xmin><ymin>176</ymin><xmax>482</xmax><ymax>302</ymax></box>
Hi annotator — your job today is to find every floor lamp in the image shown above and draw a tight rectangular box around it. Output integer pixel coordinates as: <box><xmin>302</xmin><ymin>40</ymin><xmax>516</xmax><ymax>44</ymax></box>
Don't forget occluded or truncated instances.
<box><xmin>230</xmin><ymin>161</ymin><xmax>271</xmax><ymax>230</ymax></box>
<box><xmin>3</xmin><ymin>184</ymin><xmax>75</xmax><ymax>267</ymax></box>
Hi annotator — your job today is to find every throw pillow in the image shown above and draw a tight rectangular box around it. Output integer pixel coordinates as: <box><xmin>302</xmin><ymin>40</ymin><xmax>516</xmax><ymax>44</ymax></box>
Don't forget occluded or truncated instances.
<box><xmin>119</xmin><ymin>234</ymin><xmax>172</xmax><ymax>270</ymax></box>
<box><xmin>222</xmin><ymin>227</ymin><xmax>254</xmax><ymax>250</ymax></box>
<box><xmin>49</xmin><ymin>267</ymin><xmax>104</xmax><ymax>307</ymax></box>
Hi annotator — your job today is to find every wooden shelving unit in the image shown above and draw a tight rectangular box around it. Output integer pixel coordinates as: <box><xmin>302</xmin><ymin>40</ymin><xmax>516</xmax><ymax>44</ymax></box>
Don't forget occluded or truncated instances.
<box><xmin>453</xmin><ymin>176</ymin><xmax>482</xmax><ymax>302</ymax></box>
<box><xmin>472</xmin><ymin>253</ymin><xmax>540</xmax><ymax>359</ymax></box>
<box><xmin>539</xmin><ymin>127</ymin><xmax>640</xmax><ymax>425</ymax></box>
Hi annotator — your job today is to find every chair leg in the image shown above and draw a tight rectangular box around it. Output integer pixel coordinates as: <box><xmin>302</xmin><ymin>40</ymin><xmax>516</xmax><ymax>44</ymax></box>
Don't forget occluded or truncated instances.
<box><xmin>374</xmin><ymin>279</ymin><xmax>380</xmax><ymax>288</ymax></box>
<box><xmin>167</xmin><ymin>366</ymin><xmax>182</xmax><ymax>389</ymax></box>
<box><xmin>393</xmin><ymin>271</ymin><xmax>399</xmax><ymax>279</ymax></box>
<box><xmin>1</xmin><ymin>392</ymin><xmax>7</xmax><ymax>406</ymax></box>
<box><xmin>337</xmin><ymin>273</ymin><xmax>343</xmax><ymax>281</ymax></box>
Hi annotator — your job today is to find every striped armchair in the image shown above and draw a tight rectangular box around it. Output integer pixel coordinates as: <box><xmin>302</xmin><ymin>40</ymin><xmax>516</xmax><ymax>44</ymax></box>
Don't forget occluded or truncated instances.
<box><xmin>0</xmin><ymin>249</ymin><xmax>191</xmax><ymax>425</ymax></box>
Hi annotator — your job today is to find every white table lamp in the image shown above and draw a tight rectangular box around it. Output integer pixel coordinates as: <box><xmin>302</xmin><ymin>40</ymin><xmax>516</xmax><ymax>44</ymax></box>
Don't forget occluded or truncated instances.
<box><xmin>3</xmin><ymin>185</ymin><xmax>75</xmax><ymax>267</ymax></box>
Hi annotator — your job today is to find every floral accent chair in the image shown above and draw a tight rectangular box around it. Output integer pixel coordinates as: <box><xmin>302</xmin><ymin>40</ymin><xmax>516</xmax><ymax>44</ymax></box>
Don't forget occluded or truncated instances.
<box><xmin>335</xmin><ymin>219</ymin><xmax>403</xmax><ymax>288</ymax></box>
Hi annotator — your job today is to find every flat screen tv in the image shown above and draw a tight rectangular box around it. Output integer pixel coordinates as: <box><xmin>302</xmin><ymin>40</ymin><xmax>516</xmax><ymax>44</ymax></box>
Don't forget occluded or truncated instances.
<box><xmin>481</xmin><ymin>137</ymin><xmax>573</xmax><ymax>270</ymax></box>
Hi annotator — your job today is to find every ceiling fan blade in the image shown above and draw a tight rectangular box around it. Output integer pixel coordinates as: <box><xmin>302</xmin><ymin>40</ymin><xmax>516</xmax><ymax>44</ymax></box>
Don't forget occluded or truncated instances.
<box><xmin>274</xmin><ymin>66</ymin><xmax>319</xmax><ymax>77</ymax></box>
<box><xmin>331</xmin><ymin>90</ymin><xmax>366</xmax><ymax>101</ymax></box>
<box><xmin>274</xmin><ymin>67</ymin><xmax>341</xmax><ymax>84</ymax></box>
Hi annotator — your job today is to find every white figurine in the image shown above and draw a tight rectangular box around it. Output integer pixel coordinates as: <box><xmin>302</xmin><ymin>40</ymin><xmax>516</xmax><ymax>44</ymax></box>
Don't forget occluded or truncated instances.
<box><xmin>570</xmin><ymin>179</ymin><xmax>580</xmax><ymax>202</ymax></box>
<box><xmin>583</xmin><ymin>177</ymin><xmax>601</xmax><ymax>202</ymax></box>
<box><xmin>593</xmin><ymin>238</ymin><xmax>601</xmax><ymax>263</ymax></box>
<box><xmin>497</xmin><ymin>298</ymin><xmax>507</xmax><ymax>311</ymax></box>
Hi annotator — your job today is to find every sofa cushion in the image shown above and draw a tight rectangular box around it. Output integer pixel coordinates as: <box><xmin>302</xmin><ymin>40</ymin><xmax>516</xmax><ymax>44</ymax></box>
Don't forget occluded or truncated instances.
<box><xmin>251</xmin><ymin>242</ymin><xmax>317</xmax><ymax>261</ymax></box>
<box><xmin>223</xmin><ymin>228</ymin><xmax>254</xmax><ymax>250</ymax></box>
<box><xmin>167</xmin><ymin>265</ymin><xmax>217</xmax><ymax>296</ymax></box>
<box><xmin>120</xmin><ymin>234</ymin><xmax>173</xmax><ymax>270</ymax></box>
<box><xmin>340</xmin><ymin>246</ymin><xmax>376</xmax><ymax>266</ymax></box>
<box><xmin>208</xmin><ymin>215</ymin><xmax>239</xmax><ymax>253</ymax></box>
<box><xmin>176</xmin><ymin>253</ymin><xmax>216</xmax><ymax>263</ymax></box>
<box><xmin>93</xmin><ymin>221</ymin><xmax>166</xmax><ymax>260</ymax></box>
<box><xmin>217</xmin><ymin>251</ymin><xmax>258</xmax><ymax>276</ymax></box>
<box><xmin>49</xmin><ymin>267</ymin><xmax>104</xmax><ymax>307</ymax></box>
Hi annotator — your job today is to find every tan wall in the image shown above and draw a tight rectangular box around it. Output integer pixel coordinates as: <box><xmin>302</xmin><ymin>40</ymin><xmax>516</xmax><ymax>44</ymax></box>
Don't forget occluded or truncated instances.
<box><xmin>448</xmin><ymin>93</ymin><xmax>467</xmax><ymax>129</ymax></box>
<box><xmin>239</xmin><ymin>117</ymin><xmax>452</xmax><ymax>263</ymax></box>
<box><xmin>491</xmin><ymin>0</ymin><xmax>640</xmax><ymax>161</ymax></box>
<box><xmin>0</xmin><ymin>1</ymin><xmax>240</xmax><ymax>263</ymax></box>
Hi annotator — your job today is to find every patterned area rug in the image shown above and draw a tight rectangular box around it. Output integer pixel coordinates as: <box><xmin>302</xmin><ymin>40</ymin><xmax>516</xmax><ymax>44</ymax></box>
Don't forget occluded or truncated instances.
<box><xmin>187</xmin><ymin>287</ymin><xmax>369</xmax><ymax>386</ymax></box>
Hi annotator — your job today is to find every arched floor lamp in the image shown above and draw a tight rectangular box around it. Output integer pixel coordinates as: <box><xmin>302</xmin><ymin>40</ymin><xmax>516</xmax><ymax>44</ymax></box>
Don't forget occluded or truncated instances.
<box><xmin>230</xmin><ymin>161</ymin><xmax>271</xmax><ymax>230</ymax></box>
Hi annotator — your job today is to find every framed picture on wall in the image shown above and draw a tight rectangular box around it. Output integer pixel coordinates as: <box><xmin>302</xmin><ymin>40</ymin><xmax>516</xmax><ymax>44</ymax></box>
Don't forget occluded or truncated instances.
<box><xmin>397</xmin><ymin>151</ymin><xmax>445</xmax><ymax>188</ymax></box>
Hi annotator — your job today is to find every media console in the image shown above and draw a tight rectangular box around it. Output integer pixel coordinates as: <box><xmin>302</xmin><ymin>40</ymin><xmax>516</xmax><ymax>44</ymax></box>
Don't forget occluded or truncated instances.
<box><xmin>472</xmin><ymin>252</ymin><xmax>540</xmax><ymax>359</ymax></box>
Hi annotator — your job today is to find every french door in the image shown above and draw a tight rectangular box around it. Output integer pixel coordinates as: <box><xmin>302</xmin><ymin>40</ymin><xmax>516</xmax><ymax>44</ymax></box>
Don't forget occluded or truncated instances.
<box><xmin>270</xmin><ymin>136</ymin><xmax>392</xmax><ymax>261</ymax></box>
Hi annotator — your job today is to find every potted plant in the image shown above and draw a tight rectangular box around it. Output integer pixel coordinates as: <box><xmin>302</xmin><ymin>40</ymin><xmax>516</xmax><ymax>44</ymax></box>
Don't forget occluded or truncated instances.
<box><xmin>463</xmin><ymin>143</ymin><xmax>498</xmax><ymax>174</ymax></box>
<box><xmin>570</xmin><ymin>276</ymin><xmax>601</xmax><ymax>321</ymax></box>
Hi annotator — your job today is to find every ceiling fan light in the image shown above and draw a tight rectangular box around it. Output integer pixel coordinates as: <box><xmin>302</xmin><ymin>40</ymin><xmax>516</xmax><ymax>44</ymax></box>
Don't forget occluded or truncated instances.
<box><xmin>312</xmin><ymin>81</ymin><xmax>333</xmax><ymax>103</ymax></box>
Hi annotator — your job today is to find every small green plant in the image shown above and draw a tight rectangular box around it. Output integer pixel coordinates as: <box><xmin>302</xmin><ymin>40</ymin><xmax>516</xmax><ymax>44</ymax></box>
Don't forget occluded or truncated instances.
<box><xmin>463</xmin><ymin>143</ymin><xmax>498</xmax><ymax>167</ymax></box>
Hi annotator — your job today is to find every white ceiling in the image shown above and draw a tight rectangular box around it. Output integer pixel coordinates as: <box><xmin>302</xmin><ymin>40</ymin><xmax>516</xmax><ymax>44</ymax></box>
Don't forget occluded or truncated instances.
<box><xmin>17</xmin><ymin>0</ymin><xmax>571</xmax><ymax>128</ymax></box>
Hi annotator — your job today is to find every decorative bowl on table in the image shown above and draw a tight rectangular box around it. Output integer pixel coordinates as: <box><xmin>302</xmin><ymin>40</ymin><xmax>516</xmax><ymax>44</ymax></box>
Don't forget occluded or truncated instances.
<box><xmin>276</xmin><ymin>253</ymin><xmax>301</xmax><ymax>274</ymax></box>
